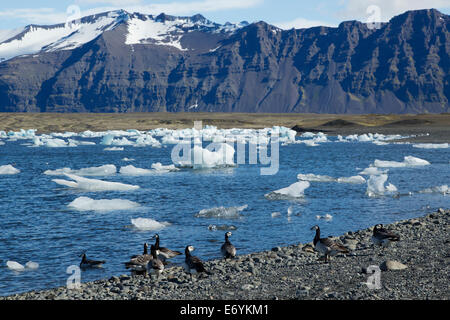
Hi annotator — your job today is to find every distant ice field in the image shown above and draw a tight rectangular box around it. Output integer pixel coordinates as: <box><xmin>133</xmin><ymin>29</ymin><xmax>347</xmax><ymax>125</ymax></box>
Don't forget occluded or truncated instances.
<box><xmin>0</xmin><ymin>126</ymin><xmax>448</xmax><ymax>296</ymax></box>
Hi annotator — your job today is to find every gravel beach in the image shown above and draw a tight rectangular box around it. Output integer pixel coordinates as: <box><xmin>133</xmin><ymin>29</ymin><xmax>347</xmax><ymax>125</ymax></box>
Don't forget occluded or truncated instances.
<box><xmin>2</xmin><ymin>208</ymin><xmax>449</xmax><ymax>300</ymax></box>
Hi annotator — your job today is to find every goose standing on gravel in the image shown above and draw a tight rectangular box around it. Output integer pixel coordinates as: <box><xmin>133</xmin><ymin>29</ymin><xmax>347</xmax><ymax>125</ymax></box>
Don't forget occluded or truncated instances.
<box><xmin>183</xmin><ymin>245</ymin><xmax>211</xmax><ymax>279</ymax></box>
<box><xmin>148</xmin><ymin>244</ymin><xmax>164</xmax><ymax>280</ymax></box>
<box><xmin>310</xmin><ymin>225</ymin><xmax>349</xmax><ymax>262</ymax></box>
<box><xmin>152</xmin><ymin>234</ymin><xmax>182</xmax><ymax>261</ymax></box>
<box><xmin>124</xmin><ymin>243</ymin><xmax>154</xmax><ymax>272</ymax></box>
<box><xmin>221</xmin><ymin>232</ymin><xmax>236</xmax><ymax>259</ymax></box>
<box><xmin>371</xmin><ymin>224</ymin><xmax>400</xmax><ymax>248</ymax></box>
<box><xmin>79</xmin><ymin>253</ymin><xmax>105</xmax><ymax>269</ymax></box>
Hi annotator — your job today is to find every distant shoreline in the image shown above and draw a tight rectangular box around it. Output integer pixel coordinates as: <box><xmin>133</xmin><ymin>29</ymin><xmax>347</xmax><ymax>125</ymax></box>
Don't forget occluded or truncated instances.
<box><xmin>2</xmin><ymin>208</ymin><xmax>448</xmax><ymax>300</ymax></box>
<box><xmin>1</xmin><ymin>112</ymin><xmax>449</xmax><ymax>143</ymax></box>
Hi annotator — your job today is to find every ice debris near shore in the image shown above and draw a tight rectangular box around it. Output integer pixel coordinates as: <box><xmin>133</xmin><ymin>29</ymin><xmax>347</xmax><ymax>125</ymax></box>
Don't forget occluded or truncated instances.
<box><xmin>130</xmin><ymin>218</ymin><xmax>171</xmax><ymax>231</ymax></box>
<box><xmin>0</xmin><ymin>164</ymin><xmax>20</xmax><ymax>175</ymax></box>
<box><xmin>195</xmin><ymin>205</ymin><xmax>248</xmax><ymax>218</ymax></box>
<box><xmin>68</xmin><ymin>196</ymin><xmax>140</xmax><ymax>212</ymax></box>
<box><xmin>6</xmin><ymin>261</ymin><xmax>39</xmax><ymax>271</ymax></box>
<box><xmin>52</xmin><ymin>173</ymin><xmax>140</xmax><ymax>191</ymax></box>
<box><xmin>265</xmin><ymin>181</ymin><xmax>310</xmax><ymax>200</ymax></box>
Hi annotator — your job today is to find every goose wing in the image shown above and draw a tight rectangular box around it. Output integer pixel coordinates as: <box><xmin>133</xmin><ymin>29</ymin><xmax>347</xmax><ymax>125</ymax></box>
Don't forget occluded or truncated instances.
<box><xmin>320</xmin><ymin>238</ymin><xmax>349</xmax><ymax>253</ymax></box>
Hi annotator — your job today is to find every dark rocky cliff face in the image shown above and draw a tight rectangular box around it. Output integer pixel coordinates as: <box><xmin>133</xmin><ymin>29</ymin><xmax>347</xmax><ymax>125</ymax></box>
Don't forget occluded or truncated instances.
<box><xmin>0</xmin><ymin>9</ymin><xmax>448</xmax><ymax>113</ymax></box>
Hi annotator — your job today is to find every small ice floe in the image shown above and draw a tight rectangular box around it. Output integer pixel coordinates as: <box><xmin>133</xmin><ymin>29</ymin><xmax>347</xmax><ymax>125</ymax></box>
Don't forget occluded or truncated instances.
<box><xmin>195</xmin><ymin>205</ymin><xmax>248</xmax><ymax>218</ymax></box>
<box><xmin>265</xmin><ymin>181</ymin><xmax>310</xmax><ymax>200</ymax></box>
<box><xmin>208</xmin><ymin>224</ymin><xmax>237</xmax><ymax>231</ymax></box>
<box><xmin>315</xmin><ymin>214</ymin><xmax>333</xmax><ymax>220</ymax></box>
<box><xmin>173</xmin><ymin>143</ymin><xmax>235</xmax><ymax>169</ymax></box>
<box><xmin>359</xmin><ymin>167</ymin><xmax>388</xmax><ymax>175</ymax></box>
<box><xmin>104</xmin><ymin>147</ymin><xmax>124</xmax><ymax>151</ymax></box>
<box><xmin>52</xmin><ymin>173</ymin><xmax>140</xmax><ymax>191</ymax></box>
<box><xmin>366</xmin><ymin>174</ymin><xmax>398</xmax><ymax>197</ymax></box>
<box><xmin>0</xmin><ymin>164</ymin><xmax>20</xmax><ymax>175</ymax></box>
<box><xmin>130</xmin><ymin>218</ymin><xmax>171</xmax><ymax>231</ymax></box>
<box><xmin>119</xmin><ymin>165</ymin><xmax>154</xmax><ymax>175</ymax></box>
<box><xmin>6</xmin><ymin>260</ymin><xmax>39</xmax><ymax>271</ymax></box>
<box><xmin>412</xmin><ymin>143</ymin><xmax>449</xmax><ymax>149</ymax></box>
<box><xmin>271</xmin><ymin>212</ymin><xmax>281</xmax><ymax>218</ymax></box>
<box><xmin>122</xmin><ymin>157</ymin><xmax>135</xmax><ymax>161</ymax></box>
<box><xmin>287</xmin><ymin>206</ymin><xmax>293</xmax><ymax>216</ymax></box>
<box><xmin>151</xmin><ymin>162</ymin><xmax>179</xmax><ymax>172</ymax></box>
<box><xmin>68</xmin><ymin>196</ymin><xmax>140</xmax><ymax>212</ymax></box>
<box><xmin>297</xmin><ymin>173</ymin><xmax>366</xmax><ymax>184</ymax></box>
<box><xmin>372</xmin><ymin>156</ymin><xmax>430</xmax><ymax>168</ymax></box>
<box><xmin>44</xmin><ymin>164</ymin><xmax>117</xmax><ymax>176</ymax></box>
<box><xmin>419</xmin><ymin>185</ymin><xmax>449</xmax><ymax>195</ymax></box>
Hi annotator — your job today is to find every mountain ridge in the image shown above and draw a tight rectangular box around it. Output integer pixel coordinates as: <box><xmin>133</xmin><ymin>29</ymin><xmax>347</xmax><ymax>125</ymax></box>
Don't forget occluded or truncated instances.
<box><xmin>0</xmin><ymin>8</ymin><xmax>448</xmax><ymax>113</ymax></box>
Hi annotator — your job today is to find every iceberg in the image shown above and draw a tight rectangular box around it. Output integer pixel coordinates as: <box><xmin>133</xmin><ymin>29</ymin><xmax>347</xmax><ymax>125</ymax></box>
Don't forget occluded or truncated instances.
<box><xmin>151</xmin><ymin>162</ymin><xmax>179</xmax><ymax>172</ymax></box>
<box><xmin>52</xmin><ymin>173</ymin><xmax>140</xmax><ymax>191</ymax></box>
<box><xmin>131</xmin><ymin>218</ymin><xmax>171</xmax><ymax>231</ymax></box>
<box><xmin>373</xmin><ymin>156</ymin><xmax>430</xmax><ymax>168</ymax></box>
<box><xmin>25</xmin><ymin>261</ymin><xmax>39</xmax><ymax>270</ymax></box>
<box><xmin>412</xmin><ymin>143</ymin><xmax>449</xmax><ymax>149</ymax></box>
<box><xmin>419</xmin><ymin>185</ymin><xmax>449</xmax><ymax>195</ymax></box>
<box><xmin>195</xmin><ymin>205</ymin><xmax>248</xmax><ymax>218</ymax></box>
<box><xmin>265</xmin><ymin>181</ymin><xmax>310</xmax><ymax>199</ymax></box>
<box><xmin>68</xmin><ymin>196</ymin><xmax>140</xmax><ymax>211</ymax></box>
<box><xmin>0</xmin><ymin>164</ymin><xmax>20</xmax><ymax>175</ymax></box>
<box><xmin>297</xmin><ymin>173</ymin><xmax>366</xmax><ymax>184</ymax></box>
<box><xmin>316</xmin><ymin>214</ymin><xmax>333</xmax><ymax>220</ymax></box>
<box><xmin>44</xmin><ymin>164</ymin><xmax>117</xmax><ymax>176</ymax></box>
<box><xmin>366</xmin><ymin>174</ymin><xmax>398</xmax><ymax>197</ymax></box>
<box><xmin>104</xmin><ymin>147</ymin><xmax>124</xmax><ymax>151</ymax></box>
<box><xmin>119</xmin><ymin>165</ymin><xmax>154</xmax><ymax>175</ymax></box>
<box><xmin>174</xmin><ymin>143</ymin><xmax>235</xmax><ymax>169</ymax></box>
<box><xmin>6</xmin><ymin>261</ymin><xmax>25</xmax><ymax>271</ymax></box>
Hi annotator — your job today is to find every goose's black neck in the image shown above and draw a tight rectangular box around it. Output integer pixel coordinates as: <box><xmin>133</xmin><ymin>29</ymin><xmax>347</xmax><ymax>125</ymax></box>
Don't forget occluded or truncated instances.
<box><xmin>185</xmin><ymin>246</ymin><xmax>191</xmax><ymax>257</ymax></box>
<box><xmin>150</xmin><ymin>245</ymin><xmax>158</xmax><ymax>259</ymax></box>
<box><xmin>313</xmin><ymin>227</ymin><xmax>321</xmax><ymax>245</ymax></box>
<box><xmin>225</xmin><ymin>234</ymin><xmax>230</xmax><ymax>243</ymax></box>
<box><xmin>143</xmin><ymin>243</ymin><xmax>148</xmax><ymax>254</ymax></box>
<box><xmin>154</xmin><ymin>236</ymin><xmax>160</xmax><ymax>249</ymax></box>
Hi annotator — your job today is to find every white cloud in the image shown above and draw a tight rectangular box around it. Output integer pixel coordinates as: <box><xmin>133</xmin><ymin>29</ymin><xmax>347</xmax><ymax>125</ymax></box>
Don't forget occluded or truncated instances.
<box><xmin>274</xmin><ymin>17</ymin><xmax>336</xmax><ymax>30</ymax></box>
<box><xmin>0</xmin><ymin>8</ymin><xmax>67</xmax><ymax>25</ymax></box>
<box><xmin>337</xmin><ymin>0</ymin><xmax>450</xmax><ymax>23</ymax></box>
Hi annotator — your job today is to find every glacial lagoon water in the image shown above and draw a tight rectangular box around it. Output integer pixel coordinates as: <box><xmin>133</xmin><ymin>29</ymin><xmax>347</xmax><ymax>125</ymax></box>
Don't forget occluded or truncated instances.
<box><xmin>0</xmin><ymin>128</ymin><xmax>448</xmax><ymax>296</ymax></box>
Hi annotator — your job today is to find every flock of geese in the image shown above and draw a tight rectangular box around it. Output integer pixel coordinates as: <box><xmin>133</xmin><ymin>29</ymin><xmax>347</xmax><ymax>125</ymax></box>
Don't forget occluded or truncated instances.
<box><xmin>79</xmin><ymin>225</ymin><xmax>400</xmax><ymax>279</ymax></box>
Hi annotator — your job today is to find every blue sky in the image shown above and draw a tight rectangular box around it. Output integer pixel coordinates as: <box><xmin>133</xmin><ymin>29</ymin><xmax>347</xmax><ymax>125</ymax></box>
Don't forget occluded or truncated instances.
<box><xmin>0</xmin><ymin>0</ymin><xmax>449</xmax><ymax>30</ymax></box>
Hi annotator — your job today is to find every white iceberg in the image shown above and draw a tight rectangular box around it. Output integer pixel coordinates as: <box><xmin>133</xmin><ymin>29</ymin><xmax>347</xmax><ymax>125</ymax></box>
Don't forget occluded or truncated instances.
<box><xmin>297</xmin><ymin>173</ymin><xmax>366</xmax><ymax>184</ymax></box>
<box><xmin>131</xmin><ymin>218</ymin><xmax>171</xmax><ymax>231</ymax></box>
<box><xmin>151</xmin><ymin>162</ymin><xmax>179</xmax><ymax>172</ymax></box>
<box><xmin>44</xmin><ymin>164</ymin><xmax>117</xmax><ymax>176</ymax></box>
<box><xmin>104</xmin><ymin>147</ymin><xmax>124</xmax><ymax>151</ymax></box>
<box><xmin>68</xmin><ymin>196</ymin><xmax>140</xmax><ymax>211</ymax></box>
<box><xmin>119</xmin><ymin>165</ymin><xmax>154</xmax><ymax>175</ymax></box>
<box><xmin>373</xmin><ymin>156</ymin><xmax>430</xmax><ymax>168</ymax></box>
<box><xmin>265</xmin><ymin>181</ymin><xmax>310</xmax><ymax>199</ymax></box>
<box><xmin>25</xmin><ymin>261</ymin><xmax>39</xmax><ymax>270</ymax></box>
<box><xmin>174</xmin><ymin>143</ymin><xmax>235</xmax><ymax>169</ymax></box>
<box><xmin>0</xmin><ymin>164</ymin><xmax>20</xmax><ymax>175</ymax></box>
<box><xmin>6</xmin><ymin>261</ymin><xmax>25</xmax><ymax>271</ymax></box>
<box><xmin>195</xmin><ymin>205</ymin><xmax>248</xmax><ymax>218</ymax></box>
<box><xmin>412</xmin><ymin>143</ymin><xmax>449</xmax><ymax>149</ymax></box>
<box><xmin>419</xmin><ymin>185</ymin><xmax>449</xmax><ymax>195</ymax></box>
<box><xmin>316</xmin><ymin>214</ymin><xmax>333</xmax><ymax>220</ymax></box>
<box><xmin>366</xmin><ymin>174</ymin><xmax>398</xmax><ymax>197</ymax></box>
<box><xmin>52</xmin><ymin>173</ymin><xmax>140</xmax><ymax>191</ymax></box>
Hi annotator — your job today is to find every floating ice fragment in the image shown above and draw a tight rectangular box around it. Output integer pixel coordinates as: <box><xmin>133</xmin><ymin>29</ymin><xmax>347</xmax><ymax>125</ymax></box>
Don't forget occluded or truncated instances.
<box><xmin>68</xmin><ymin>196</ymin><xmax>140</xmax><ymax>211</ymax></box>
<box><xmin>366</xmin><ymin>174</ymin><xmax>398</xmax><ymax>197</ymax></box>
<box><xmin>297</xmin><ymin>173</ymin><xmax>366</xmax><ymax>184</ymax></box>
<box><xmin>6</xmin><ymin>261</ymin><xmax>25</xmax><ymax>271</ymax></box>
<box><xmin>372</xmin><ymin>156</ymin><xmax>430</xmax><ymax>168</ymax></box>
<box><xmin>0</xmin><ymin>164</ymin><xmax>20</xmax><ymax>175</ymax></box>
<box><xmin>316</xmin><ymin>214</ymin><xmax>333</xmax><ymax>220</ymax></box>
<box><xmin>271</xmin><ymin>212</ymin><xmax>281</xmax><ymax>218</ymax></box>
<box><xmin>25</xmin><ymin>261</ymin><xmax>39</xmax><ymax>270</ymax></box>
<box><xmin>265</xmin><ymin>181</ymin><xmax>310</xmax><ymax>200</ymax></box>
<box><xmin>419</xmin><ymin>185</ymin><xmax>449</xmax><ymax>195</ymax></box>
<box><xmin>44</xmin><ymin>165</ymin><xmax>117</xmax><ymax>176</ymax></box>
<box><xmin>119</xmin><ymin>165</ymin><xmax>154</xmax><ymax>175</ymax></box>
<box><xmin>151</xmin><ymin>162</ymin><xmax>179</xmax><ymax>172</ymax></box>
<box><xmin>52</xmin><ymin>173</ymin><xmax>140</xmax><ymax>191</ymax></box>
<box><xmin>412</xmin><ymin>143</ymin><xmax>449</xmax><ymax>149</ymax></box>
<box><xmin>195</xmin><ymin>205</ymin><xmax>248</xmax><ymax>218</ymax></box>
<box><xmin>131</xmin><ymin>218</ymin><xmax>171</xmax><ymax>231</ymax></box>
<box><xmin>104</xmin><ymin>147</ymin><xmax>124</xmax><ymax>151</ymax></box>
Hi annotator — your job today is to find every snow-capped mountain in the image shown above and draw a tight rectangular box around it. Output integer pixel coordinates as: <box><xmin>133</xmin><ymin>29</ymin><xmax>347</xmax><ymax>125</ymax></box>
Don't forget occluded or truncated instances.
<box><xmin>0</xmin><ymin>9</ymin><xmax>448</xmax><ymax>114</ymax></box>
<box><xmin>0</xmin><ymin>10</ymin><xmax>248</xmax><ymax>61</ymax></box>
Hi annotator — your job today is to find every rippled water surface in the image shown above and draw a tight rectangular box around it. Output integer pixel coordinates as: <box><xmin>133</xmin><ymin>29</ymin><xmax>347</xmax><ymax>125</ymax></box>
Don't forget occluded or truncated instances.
<box><xmin>0</xmin><ymin>132</ymin><xmax>448</xmax><ymax>296</ymax></box>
